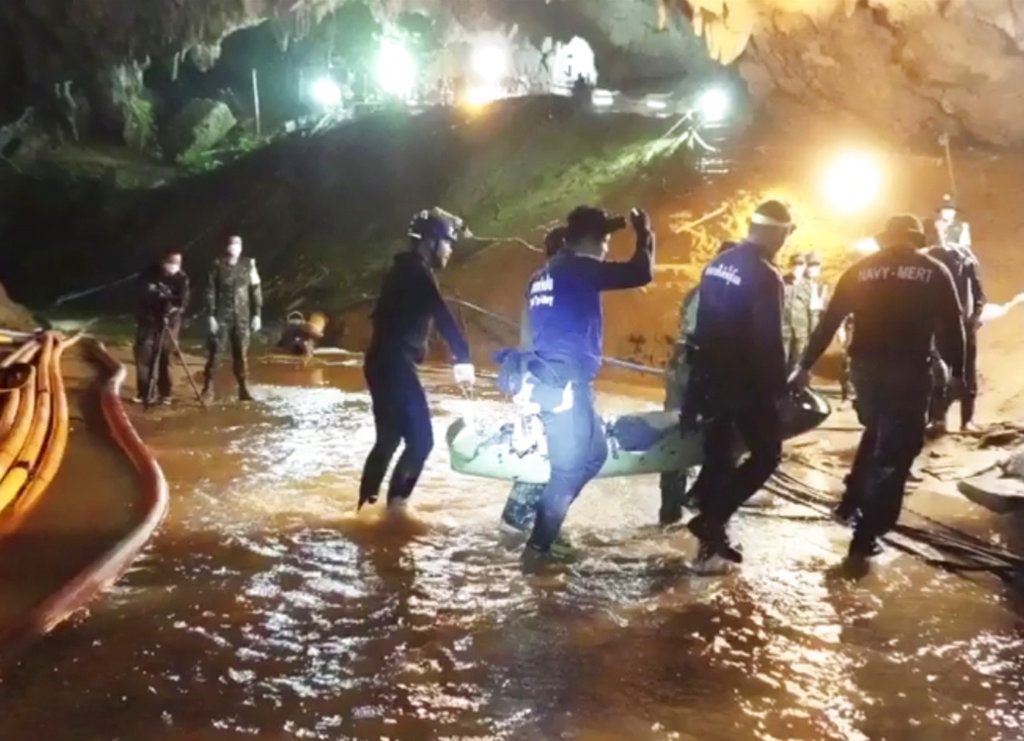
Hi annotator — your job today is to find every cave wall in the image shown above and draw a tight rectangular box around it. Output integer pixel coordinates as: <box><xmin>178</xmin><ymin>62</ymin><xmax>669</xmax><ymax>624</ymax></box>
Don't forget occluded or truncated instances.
<box><xmin>674</xmin><ymin>0</ymin><xmax>1024</xmax><ymax>146</ymax></box>
<box><xmin>3</xmin><ymin>0</ymin><xmax>1024</xmax><ymax>148</ymax></box>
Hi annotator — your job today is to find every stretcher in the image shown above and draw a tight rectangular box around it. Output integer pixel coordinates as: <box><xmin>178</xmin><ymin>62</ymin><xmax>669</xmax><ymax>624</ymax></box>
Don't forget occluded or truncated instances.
<box><xmin>447</xmin><ymin>389</ymin><xmax>831</xmax><ymax>484</ymax></box>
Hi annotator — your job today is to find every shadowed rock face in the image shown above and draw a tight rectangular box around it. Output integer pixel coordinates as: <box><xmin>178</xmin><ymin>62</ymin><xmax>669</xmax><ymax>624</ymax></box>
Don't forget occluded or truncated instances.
<box><xmin>2</xmin><ymin>0</ymin><xmax>1024</xmax><ymax>145</ymax></box>
<box><xmin>670</xmin><ymin>0</ymin><xmax>1024</xmax><ymax>145</ymax></box>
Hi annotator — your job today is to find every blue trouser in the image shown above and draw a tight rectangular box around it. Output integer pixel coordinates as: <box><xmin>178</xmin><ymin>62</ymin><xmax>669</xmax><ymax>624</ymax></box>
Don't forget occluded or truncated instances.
<box><xmin>359</xmin><ymin>351</ymin><xmax>434</xmax><ymax>505</ymax></box>
<box><xmin>527</xmin><ymin>382</ymin><xmax>608</xmax><ymax>552</ymax></box>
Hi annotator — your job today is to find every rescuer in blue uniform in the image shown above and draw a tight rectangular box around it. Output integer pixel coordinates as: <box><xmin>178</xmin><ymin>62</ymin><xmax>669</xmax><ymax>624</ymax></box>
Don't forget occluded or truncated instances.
<box><xmin>521</xmin><ymin>206</ymin><xmax>655</xmax><ymax>566</ymax></box>
<box><xmin>791</xmin><ymin>215</ymin><xmax>965</xmax><ymax>560</ymax></box>
<box><xmin>682</xmin><ymin>200</ymin><xmax>794</xmax><ymax>569</ymax></box>
<box><xmin>358</xmin><ymin>209</ymin><xmax>476</xmax><ymax>511</ymax></box>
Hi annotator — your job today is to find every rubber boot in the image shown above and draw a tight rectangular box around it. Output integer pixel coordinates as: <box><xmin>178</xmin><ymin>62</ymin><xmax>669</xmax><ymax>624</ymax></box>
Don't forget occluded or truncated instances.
<box><xmin>238</xmin><ymin>379</ymin><xmax>254</xmax><ymax>402</ymax></box>
<box><xmin>960</xmin><ymin>397</ymin><xmax>977</xmax><ymax>432</ymax></box>
<box><xmin>201</xmin><ymin>376</ymin><xmax>214</xmax><ymax>403</ymax></box>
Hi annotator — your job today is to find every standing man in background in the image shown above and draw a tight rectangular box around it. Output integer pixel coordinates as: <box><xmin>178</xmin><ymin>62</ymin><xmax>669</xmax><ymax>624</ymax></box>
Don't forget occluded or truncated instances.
<box><xmin>805</xmin><ymin>253</ymin><xmax>830</xmax><ymax>332</ymax></box>
<box><xmin>203</xmin><ymin>235</ymin><xmax>263</xmax><ymax>402</ymax></box>
<box><xmin>134</xmin><ymin>251</ymin><xmax>189</xmax><ymax>405</ymax></box>
<box><xmin>782</xmin><ymin>253</ymin><xmax>810</xmax><ymax>372</ymax></box>
<box><xmin>928</xmin><ymin>195</ymin><xmax>985</xmax><ymax>433</ymax></box>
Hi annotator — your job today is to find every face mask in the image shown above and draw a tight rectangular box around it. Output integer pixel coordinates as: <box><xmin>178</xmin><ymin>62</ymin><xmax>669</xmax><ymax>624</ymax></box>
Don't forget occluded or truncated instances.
<box><xmin>792</xmin><ymin>265</ymin><xmax>806</xmax><ymax>279</ymax></box>
<box><xmin>807</xmin><ymin>266</ymin><xmax>821</xmax><ymax>279</ymax></box>
<box><xmin>939</xmin><ymin>209</ymin><xmax>956</xmax><ymax>223</ymax></box>
<box><xmin>226</xmin><ymin>243</ymin><xmax>242</xmax><ymax>260</ymax></box>
<box><xmin>162</xmin><ymin>263</ymin><xmax>181</xmax><ymax>276</ymax></box>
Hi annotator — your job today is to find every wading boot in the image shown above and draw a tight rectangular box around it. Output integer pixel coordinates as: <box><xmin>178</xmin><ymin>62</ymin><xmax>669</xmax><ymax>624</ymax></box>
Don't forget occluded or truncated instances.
<box><xmin>238</xmin><ymin>380</ymin><xmax>254</xmax><ymax>402</ymax></box>
<box><xmin>687</xmin><ymin>514</ymin><xmax>742</xmax><ymax>573</ymax></box>
<box><xmin>848</xmin><ymin>530</ymin><xmax>884</xmax><ymax>560</ymax></box>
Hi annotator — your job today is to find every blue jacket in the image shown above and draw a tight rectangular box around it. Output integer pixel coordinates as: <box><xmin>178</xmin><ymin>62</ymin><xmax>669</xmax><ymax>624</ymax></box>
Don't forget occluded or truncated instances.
<box><xmin>692</xmin><ymin>240</ymin><xmax>786</xmax><ymax>398</ymax></box>
<box><xmin>526</xmin><ymin>231</ymin><xmax>654</xmax><ymax>382</ymax></box>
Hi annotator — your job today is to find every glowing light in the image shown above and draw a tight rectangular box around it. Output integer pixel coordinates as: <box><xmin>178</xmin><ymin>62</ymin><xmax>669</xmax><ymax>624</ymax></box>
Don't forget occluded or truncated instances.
<box><xmin>853</xmin><ymin>237</ymin><xmax>880</xmax><ymax>255</ymax></box>
<box><xmin>463</xmin><ymin>84</ymin><xmax>501</xmax><ymax>111</ymax></box>
<box><xmin>645</xmin><ymin>96</ymin><xmax>669</xmax><ymax>111</ymax></box>
<box><xmin>376</xmin><ymin>39</ymin><xmax>417</xmax><ymax>98</ymax></box>
<box><xmin>472</xmin><ymin>44</ymin><xmax>508</xmax><ymax>83</ymax></box>
<box><xmin>699</xmin><ymin>87</ymin><xmax>730</xmax><ymax>123</ymax></box>
<box><xmin>821</xmin><ymin>150</ymin><xmax>884</xmax><ymax>214</ymax></box>
<box><xmin>310</xmin><ymin>77</ymin><xmax>342</xmax><ymax>108</ymax></box>
<box><xmin>592</xmin><ymin>89</ymin><xmax>614</xmax><ymax>108</ymax></box>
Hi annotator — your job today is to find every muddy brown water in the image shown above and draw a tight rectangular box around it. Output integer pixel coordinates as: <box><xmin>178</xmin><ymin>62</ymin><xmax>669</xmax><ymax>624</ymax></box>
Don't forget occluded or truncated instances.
<box><xmin>0</xmin><ymin>355</ymin><xmax>1022</xmax><ymax>740</ymax></box>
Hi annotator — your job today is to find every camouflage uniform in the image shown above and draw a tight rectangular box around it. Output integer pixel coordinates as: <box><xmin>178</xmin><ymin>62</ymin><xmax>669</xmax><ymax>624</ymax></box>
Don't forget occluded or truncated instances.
<box><xmin>782</xmin><ymin>277</ymin><xmax>813</xmax><ymax>372</ymax></box>
<box><xmin>203</xmin><ymin>257</ymin><xmax>262</xmax><ymax>391</ymax></box>
<box><xmin>658</xmin><ymin>286</ymin><xmax>700</xmax><ymax>523</ymax></box>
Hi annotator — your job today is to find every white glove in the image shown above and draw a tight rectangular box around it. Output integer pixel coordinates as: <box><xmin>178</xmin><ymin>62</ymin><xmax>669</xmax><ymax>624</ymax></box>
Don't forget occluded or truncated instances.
<box><xmin>453</xmin><ymin>363</ymin><xmax>476</xmax><ymax>386</ymax></box>
<box><xmin>251</xmin><ymin>316</ymin><xmax>262</xmax><ymax>333</ymax></box>
<box><xmin>208</xmin><ymin>316</ymin><xmax>219</xmax><ymax>336</ymax></box>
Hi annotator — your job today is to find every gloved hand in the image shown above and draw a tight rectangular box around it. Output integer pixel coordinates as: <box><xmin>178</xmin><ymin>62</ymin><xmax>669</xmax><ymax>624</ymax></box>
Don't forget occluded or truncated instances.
<box><xmin>679</xmin><ymin>405</ymin><xmax>698</xmax><ymax>434</ymax></box>
<box><xmin>453</xmin><ymin>363</ymin><xmax>476</xmax><ymax>387</ymax></box>
<box><xmin>207</xmin><ymin>316</ymin><xmax>219</xmax><ymax>336</ymax></box>
<box><xmin>251</xmin><ymin>315</ymin><xmax>262</xmax><ymax>333</ymax></box>
<box><xmin>630</xmin><ymin>207</ymin><xmax>651</xmax><ymax>235</ymax></box>
<box><xmin>787</xmin><ymin>366</ymin><xmax>811</xmax><ymax>393</ymax></box>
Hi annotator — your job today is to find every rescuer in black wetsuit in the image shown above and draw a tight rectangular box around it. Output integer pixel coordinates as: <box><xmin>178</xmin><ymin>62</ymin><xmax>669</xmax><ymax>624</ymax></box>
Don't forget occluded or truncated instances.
<box><xmin>358</xmin><ymin>209</ymin><xmax>475</xmax><ymax>511</ymax></box>
<box><xmin>790</xmin><ymin>215</ymin><xmax>965</xmax><ymax>560</ymax></box>
<box><xmin>682</xmin><ymin>201</ymin><xmax>794</xmax><ymax>569</ymax></box>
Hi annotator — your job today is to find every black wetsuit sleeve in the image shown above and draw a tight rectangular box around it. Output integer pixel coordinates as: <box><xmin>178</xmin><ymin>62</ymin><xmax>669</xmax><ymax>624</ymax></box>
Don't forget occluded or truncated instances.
<box><xmin>425</xmin><ymin>273</ymin><xmax>471</xmax><ymax>363</ymax></box>
<box><xmin>138</xmin><ymin>270</ymin><xmax>161</xmax><ymax>316</ymax></box>
<box><xmin>580</xmin><ymin>229</ymin><xmax>655</xmax><ymax>291</ymax></box>
<box><xmin>801</xmin><ymin>268</ymin><xmax>853</xmax><ymax>371</ymax></box>
<box><xmin>934</xmin><ymin>265</ymin><xmax>966</xmax><ymax>379</ymax></box>
<box><xmin>750</xmin><ymin>265</ymin><xmax>787</xmax><ymax>395</ymax></box>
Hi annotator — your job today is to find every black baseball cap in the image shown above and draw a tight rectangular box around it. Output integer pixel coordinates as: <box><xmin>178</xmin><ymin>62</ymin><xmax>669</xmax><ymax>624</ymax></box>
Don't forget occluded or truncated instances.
<box><xmin>566</xmin><ymin>206</ymin><xmax>627</xmax><ymax>241</ymax></box>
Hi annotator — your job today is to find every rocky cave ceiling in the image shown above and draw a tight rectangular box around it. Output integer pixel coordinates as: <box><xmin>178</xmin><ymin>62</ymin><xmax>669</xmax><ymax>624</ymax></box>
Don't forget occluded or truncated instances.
<box><xmin>1</xmin><ymin>0</ymin><xmax>1023</xmax><ymax>146</ymax></box>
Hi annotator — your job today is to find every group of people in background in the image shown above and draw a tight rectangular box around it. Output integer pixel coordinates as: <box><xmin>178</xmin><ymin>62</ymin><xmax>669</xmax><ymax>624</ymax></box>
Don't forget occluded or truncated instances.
<box><xmin>133</xmin><ymin>192</ymin><xmax>986</xmax><ymax>573</ymax></box>
<box><xmin>132</xmin><ymin>234</ymin><xmax>262</xmax><ymax>406</ymax></box>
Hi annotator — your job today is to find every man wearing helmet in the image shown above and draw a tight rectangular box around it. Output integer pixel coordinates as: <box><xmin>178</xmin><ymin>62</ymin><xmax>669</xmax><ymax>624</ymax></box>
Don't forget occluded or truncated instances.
<box><xmin>358</xmin><ymin>208</ymin><xmax>476</xmax><ymax>511</ymax></box>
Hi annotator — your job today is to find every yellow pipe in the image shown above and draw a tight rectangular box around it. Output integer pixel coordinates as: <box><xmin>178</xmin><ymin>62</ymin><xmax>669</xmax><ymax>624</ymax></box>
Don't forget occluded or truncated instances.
<box><xmin>0</xmin><ymin>335</ymin><xmax>54</xmax><ymax>511</ymax></box>
<box><xmin>5</xmin><ymin>335</ymin><xmax>75</xmax><ymax>521</ymax></box>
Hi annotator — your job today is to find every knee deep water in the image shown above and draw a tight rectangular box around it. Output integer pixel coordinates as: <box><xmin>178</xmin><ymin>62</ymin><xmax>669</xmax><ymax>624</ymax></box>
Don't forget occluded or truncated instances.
<box><xmin>0</xmin><ymin>357</ymin><xmax>1022</xmax><ymax>740</ymax></box>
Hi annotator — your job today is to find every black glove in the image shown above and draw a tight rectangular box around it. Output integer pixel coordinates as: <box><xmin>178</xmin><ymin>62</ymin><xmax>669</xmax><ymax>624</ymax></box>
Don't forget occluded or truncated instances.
<box><xmin>630</xmin><ymin>207</ymin><xmax>651</xmax><ymax>235</ymax></box>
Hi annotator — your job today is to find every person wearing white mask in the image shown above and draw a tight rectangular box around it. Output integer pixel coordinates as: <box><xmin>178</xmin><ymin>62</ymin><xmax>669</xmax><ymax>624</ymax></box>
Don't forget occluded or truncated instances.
<box><xmin>202</xmin><ymin>234</ymin><xmax>262</xmax><ymax>402</ymax></box>
<box><xmin>782</xmin><ymin>252</ymin><xmax>809</xmax><ymax>372</ymax></box>
<box><xmin>805</xmin><ymin>253</ymin><xmax>830</xmax><ymax>330</ymax></box>
<box><xmin>134</xmin><ymin>251</ymin><xmax>190</xmax><ymax>405</ymax></box>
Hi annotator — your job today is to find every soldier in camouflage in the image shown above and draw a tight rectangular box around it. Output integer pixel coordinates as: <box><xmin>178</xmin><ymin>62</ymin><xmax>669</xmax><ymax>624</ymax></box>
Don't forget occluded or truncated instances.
<box><xmin>202</xmin><ymin>235</ymin><xmax>263</xmax><ymax>402</ymax></box>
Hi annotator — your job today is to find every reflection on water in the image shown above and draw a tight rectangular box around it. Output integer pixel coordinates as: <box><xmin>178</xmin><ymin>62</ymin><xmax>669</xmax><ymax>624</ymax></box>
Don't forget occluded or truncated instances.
<box><xmin>1</xmin><ymin>359</ymin><xmax>1022</xmax><ymax>740</ymax></box>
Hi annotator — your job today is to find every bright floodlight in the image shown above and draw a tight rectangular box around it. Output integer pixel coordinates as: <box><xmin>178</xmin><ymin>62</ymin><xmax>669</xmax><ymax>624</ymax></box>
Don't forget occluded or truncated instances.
<box><xmin>472</xmin><ymin>44</ymin><xmax>508</xmax><ymax>82</ymax></box>
<box><xmin>822</xmin><ymin>150</ymin><xmax>884</xmax><ymax>214</ymax></box>
<box><xmin>699</xmin><ymin>87</ymin><xmax>730</xmax><ymax>123</ymax></box>
<box><xmin>310</xmin><ymin>77</ymin><xmax>342</xmax><ymax>108</ymax></box>
<box><xmin>376</xmin><ymin>39</ymin><xmax>417</xmax><ymax>98</ymax></box>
